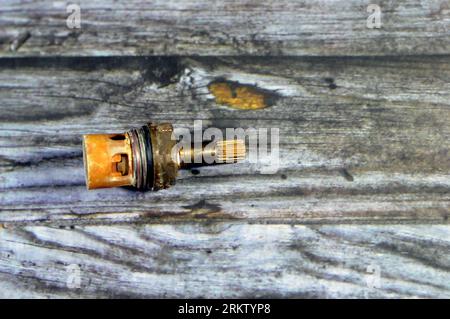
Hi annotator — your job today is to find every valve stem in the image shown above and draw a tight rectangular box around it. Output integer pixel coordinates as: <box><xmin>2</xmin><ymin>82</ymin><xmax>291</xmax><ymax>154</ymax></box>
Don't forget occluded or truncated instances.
<box><xmin>82</xmin><ymin>123</ymin><xmax>246</xmax><ymax>190</ymax></box>
<box><xmin>215</xmin><ymin>139</ymin><xmax>246</xmax><ymax>163</ymax></box>
<box><xmin>178</xmin><ymin>139</ymin><xmax>246</xmax><ymax>167</ymax></box>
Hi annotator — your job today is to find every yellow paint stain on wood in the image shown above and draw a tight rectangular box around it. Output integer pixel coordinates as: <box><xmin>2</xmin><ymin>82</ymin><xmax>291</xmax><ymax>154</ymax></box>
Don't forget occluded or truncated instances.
<box><xmin>208</xmin><ymin>81</ymin><xmax>273</xmax><ymax>110</ymax></box>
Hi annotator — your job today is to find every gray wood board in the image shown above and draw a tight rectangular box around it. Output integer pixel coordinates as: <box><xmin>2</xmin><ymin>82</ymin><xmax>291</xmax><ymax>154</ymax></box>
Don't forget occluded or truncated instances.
<box><xmin>0</xmin><ymin>56</ymin><xmax>449</xmax><ymax>225</ymax></box>
<box><xmin>1</xmin><ymin>0</ymin><xmax>449</xmax><ymax>56</ymax></box>
<box><xmin>1</xmin><ymin>223</ymin><xmax>450</xmax><ymax>298</ymax></box>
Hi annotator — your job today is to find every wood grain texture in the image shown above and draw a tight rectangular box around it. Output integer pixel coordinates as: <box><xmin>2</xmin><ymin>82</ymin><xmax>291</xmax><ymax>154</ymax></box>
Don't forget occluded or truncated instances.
<box><xmin>0</xmin><ymin>0</ymin><xmax>449</xmax><ymax>57</ymax></box>
<box><xmin>0</xmin><ymin>56</ymin><xmax>449</xmax><ymax>225</ymax></box>
<box><xmin>1</xmin><ymin>223</ymin><xmax>450</xmax><ymax>298</ymax></box>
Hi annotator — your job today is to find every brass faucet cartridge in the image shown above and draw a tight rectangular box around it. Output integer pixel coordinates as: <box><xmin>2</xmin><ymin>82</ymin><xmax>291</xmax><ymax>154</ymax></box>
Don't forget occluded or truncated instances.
<box><xmin>82</xmin><ymin>123</ymin><xmax>245</xmax><ymax>190</ymax></box>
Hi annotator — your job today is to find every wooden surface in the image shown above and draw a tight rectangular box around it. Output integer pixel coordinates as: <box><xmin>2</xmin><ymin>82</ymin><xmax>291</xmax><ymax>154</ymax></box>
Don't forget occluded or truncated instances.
<box><xmin>1</xmin><ymin>55</ymin><xmax>449</xmax><ymax>298</ymax></box>
<box><xmin>1</xmin><ymin>1</ymin><xmax>450</xmax><ymax>299</ymax></box>
<box><xmin>1</xmin><ymin>223</ymin><xmax>450</xmax><ymax>298</ymax></box>
<box><xmin>1</xmin><ymin>56</ymin><xmax>449</xmax><ymax>225</ymax></box>
<box><xmin>1</xmin><ymin>0</ymin><xmax>449</xmax><ymax>56</ymax></box>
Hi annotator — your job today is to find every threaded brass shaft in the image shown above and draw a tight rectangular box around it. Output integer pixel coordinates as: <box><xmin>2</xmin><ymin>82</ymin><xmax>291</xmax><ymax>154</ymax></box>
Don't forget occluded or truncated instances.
<box><xmin>178</xmin><ymin>139</ymin><xmax>246</xmax><ymax>166</ymax></box>
<box><xmin>214</xmin><ymin>139</ymin><xmax>246</xmax><ymax>163</ymax></box>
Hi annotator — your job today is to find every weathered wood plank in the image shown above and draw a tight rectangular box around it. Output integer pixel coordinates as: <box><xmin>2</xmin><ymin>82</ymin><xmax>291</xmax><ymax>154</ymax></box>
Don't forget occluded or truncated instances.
<box><xmin>0</xmin><ymin>0</ymin><xmax>449</xmax><ymax>56</ymax></box>
<box><xmin>1</xmin><ymin>223</ymin><xmax>450</xmax><ymax>298</ymax></box>
<box><xmin>0</xmin><ymin>56</ymin><xmax>449</xmax><ymax>224</ymax></box>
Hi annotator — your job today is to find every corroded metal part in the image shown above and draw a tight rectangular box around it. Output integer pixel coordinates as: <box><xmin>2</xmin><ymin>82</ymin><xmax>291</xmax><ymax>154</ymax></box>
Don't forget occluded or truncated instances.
<box><xmin>149</xmin><ymin>123</ymin><xmax>178</xmax><ymax>190</ymax></box>
<box><xmin>82</xmin><ymin>122</ymin><xmax>246</xmax><ymax>191</ymax></box>
<box><xmin>82</xmin><ymin>133</ymin><xmax>134</xmax><ymax>189</ymax></box>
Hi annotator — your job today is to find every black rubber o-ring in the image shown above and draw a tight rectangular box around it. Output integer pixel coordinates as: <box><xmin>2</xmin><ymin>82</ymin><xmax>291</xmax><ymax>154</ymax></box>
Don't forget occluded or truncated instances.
<box><xmin>142</xmin><ymin>124</ymin><xmax>154</xmax><ymax>190</ymax></box>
